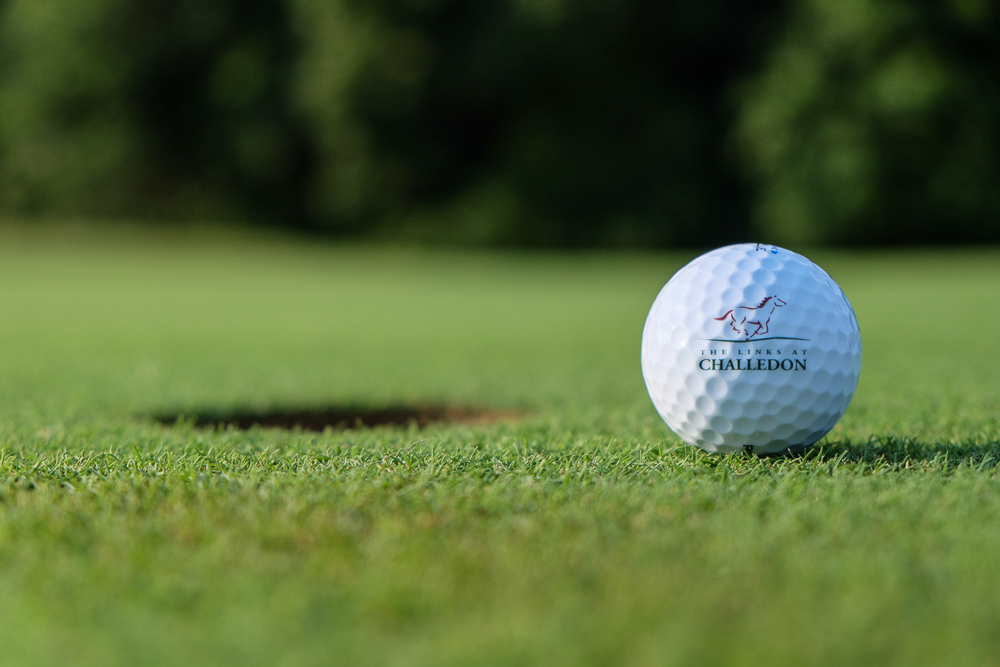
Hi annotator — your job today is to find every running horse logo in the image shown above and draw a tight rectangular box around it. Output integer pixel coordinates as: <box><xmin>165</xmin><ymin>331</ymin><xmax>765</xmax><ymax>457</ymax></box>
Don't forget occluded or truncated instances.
<box><xmin>714</xmin><ymin>295</ymin><xmax>786</xmax><ymax>340</ymax></box>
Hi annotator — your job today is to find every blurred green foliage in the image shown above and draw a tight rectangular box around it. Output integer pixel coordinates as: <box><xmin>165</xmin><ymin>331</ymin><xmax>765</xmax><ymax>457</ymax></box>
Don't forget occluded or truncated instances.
<box><xmin>0</xmin><ymin>0</ymin><xmax>998</xmax><ymax>245</ymax></box>
<box><xmin>294</xmin><ymin>0</ymin><xmax>774</xmax><ymax>246</ymax></box>
<box><xmin>0</xmin><ymin>0</ymin><xmax>308</xmax><ymax>221</ymax></box>
<box><xmin>737</xmin><ymin>0</ymin><xmax>1000</xmax><ymax>244</ymax></box>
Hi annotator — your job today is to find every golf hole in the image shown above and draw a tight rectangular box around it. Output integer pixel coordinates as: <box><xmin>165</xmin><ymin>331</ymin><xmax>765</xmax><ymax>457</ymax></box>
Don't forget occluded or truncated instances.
<box><xmin>155</xmin><ymin>405</ymin><xmax>523</xmax><ymax>432</ymax></box>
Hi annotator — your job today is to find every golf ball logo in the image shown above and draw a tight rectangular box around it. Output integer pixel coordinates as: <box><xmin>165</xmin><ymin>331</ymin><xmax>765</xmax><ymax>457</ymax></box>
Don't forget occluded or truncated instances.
<box><xmin>641</xmin><ymin>243</ymin><xmax>862</xmax><ymax>455</ymax></box>
<box><xmin>713</xmin><ymin>295</ymin><xmax>788</xmax><ymax>341</ymax></box>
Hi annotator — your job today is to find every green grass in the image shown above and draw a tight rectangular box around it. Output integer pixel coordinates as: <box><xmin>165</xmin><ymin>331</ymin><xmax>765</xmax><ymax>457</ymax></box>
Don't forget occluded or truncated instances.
<box><xmin>0</xmin><ymin>224</ymin><xmax>996</xmax><ymax>666</ymax></box>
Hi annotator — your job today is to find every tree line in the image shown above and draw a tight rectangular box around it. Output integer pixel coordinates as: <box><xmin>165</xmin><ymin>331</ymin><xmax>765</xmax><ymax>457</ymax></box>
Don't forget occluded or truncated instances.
<box><xmin>0</xmin><ymin>0</ymin><xmax>997</xmax><ymax>245</ymax></box>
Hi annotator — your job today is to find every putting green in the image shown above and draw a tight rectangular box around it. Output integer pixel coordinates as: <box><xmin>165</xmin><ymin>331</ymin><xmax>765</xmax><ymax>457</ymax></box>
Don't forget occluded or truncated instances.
<box><xmin>0</xmin><ymin>224</ymin><xmax>995</xmax><ymax>666</ymax></box>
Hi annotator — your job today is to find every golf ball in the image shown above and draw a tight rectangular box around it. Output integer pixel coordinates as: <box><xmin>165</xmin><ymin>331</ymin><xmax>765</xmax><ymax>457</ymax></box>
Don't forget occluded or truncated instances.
<box><xmin>641</xmin><ymin>243</ymin><xmax>862</xmax><ymax>455</ymax></box>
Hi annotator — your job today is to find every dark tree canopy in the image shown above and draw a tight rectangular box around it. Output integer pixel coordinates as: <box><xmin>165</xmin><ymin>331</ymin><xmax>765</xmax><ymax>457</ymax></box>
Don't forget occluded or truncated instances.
<box><xmin>0</xmin><ymin>0</ymin><xmax>997</xmax><ymax>246</ymax></box>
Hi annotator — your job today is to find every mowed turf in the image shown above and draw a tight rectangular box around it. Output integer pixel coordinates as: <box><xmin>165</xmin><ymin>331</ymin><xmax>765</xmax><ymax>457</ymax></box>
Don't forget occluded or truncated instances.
<box><xmin>0</xmin><ymin>225</ymin><xmax>996</xmax><ymax>666</ymax></box>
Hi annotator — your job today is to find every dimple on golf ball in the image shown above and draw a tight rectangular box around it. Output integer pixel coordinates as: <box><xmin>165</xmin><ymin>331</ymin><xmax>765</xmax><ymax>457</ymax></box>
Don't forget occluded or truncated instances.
<box><xmin>641</xmin><ymin>243</ymin><xmax>862</xmax><ymax>455</ymax></box>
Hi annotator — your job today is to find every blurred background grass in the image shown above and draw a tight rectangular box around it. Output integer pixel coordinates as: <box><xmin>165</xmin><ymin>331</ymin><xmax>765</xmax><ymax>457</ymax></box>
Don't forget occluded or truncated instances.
<box><xmin>0</xmin><ymin>0</ymin><xmax>997</xmax><ymax>246</ymax></box>
<box><xmin>0</xmin><ymin>223</ymin><xmax>993</xmax><ymax>444</ymax></box>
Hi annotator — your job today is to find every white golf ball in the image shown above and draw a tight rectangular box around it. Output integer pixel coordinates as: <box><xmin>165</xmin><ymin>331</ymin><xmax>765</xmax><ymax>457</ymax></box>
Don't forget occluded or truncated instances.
<box><xmin>641</xmin><ymin>243</ymin><xmax>862</xmax><ymax>455</ymax></box>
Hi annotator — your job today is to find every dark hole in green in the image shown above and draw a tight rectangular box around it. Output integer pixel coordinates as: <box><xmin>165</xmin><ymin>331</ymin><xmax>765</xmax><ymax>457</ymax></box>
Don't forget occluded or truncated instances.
<box><xmin>154</xmin><ymin>405</ymin><xmax>520</xmax><ymax>431</ymax></box>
